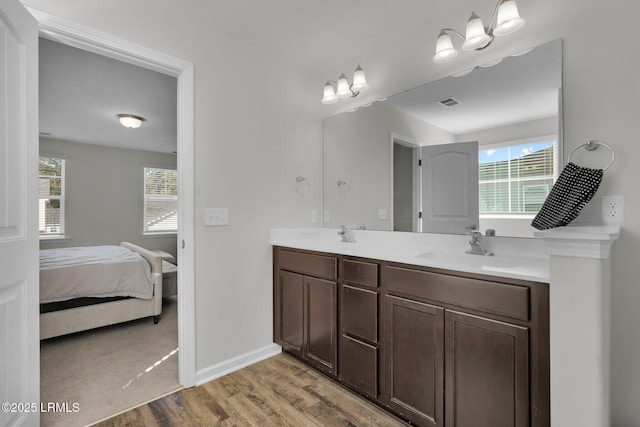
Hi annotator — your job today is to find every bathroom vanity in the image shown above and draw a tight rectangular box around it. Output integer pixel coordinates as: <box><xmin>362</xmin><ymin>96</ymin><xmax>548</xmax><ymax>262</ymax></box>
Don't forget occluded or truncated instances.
<box><xmin>272</xmin><ymin>229</ymin><xmax>550</xmax><ymax>427</ymax></box>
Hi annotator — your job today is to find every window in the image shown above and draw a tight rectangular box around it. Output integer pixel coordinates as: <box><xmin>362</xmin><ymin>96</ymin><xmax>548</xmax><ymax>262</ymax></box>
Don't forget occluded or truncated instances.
<box><xmin>479</xmin><ymin>137</ymin><xmax>557</xmax><ymax>216</ymax></box>
<box><xmin>144</xmin><ymin>167</ymin><xmax>178</xmax><ymax>234</ymax></box>
<box><xmin>39</xmin><ymin>156</ymin><xmax>65</xmax><ymax>237</ymax></box>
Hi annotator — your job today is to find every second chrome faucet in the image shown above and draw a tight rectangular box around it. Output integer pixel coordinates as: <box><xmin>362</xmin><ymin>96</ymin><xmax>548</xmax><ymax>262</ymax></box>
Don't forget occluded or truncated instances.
<box><xmin>337</xmin><ymin>225</ymin><xmax>355</xmax><ymax>243</ymax></box>
<box><xmin>466</xmin><ymin>230</ymin><xmax>493</xmax><ymax>256</ymax></box>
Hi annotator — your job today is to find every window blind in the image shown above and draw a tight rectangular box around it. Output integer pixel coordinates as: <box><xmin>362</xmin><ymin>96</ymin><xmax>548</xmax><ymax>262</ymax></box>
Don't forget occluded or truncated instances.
<box><xmin>144</xmin><ymin>167</ymin><xmax>178</xmax><ymax>233</ymax></box>
<box><xmin>38</xmin><ymin>156</ymin><xmax>65</xmax><ymax>236</ymax></box>
<box><xmin>479</xmin><ymin>140</ymin><xmax>555</xmax><ymax>215</ymax></box>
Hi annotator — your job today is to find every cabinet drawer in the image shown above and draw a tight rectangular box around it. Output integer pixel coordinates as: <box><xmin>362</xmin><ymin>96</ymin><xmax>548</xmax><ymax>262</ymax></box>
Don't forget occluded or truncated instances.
<box><xmin>385</xmin><ymin>265</ymin><xmax>529</xmax><ymax>321</ymax></box>
<box><xmin>340</xmin><ymin>335</ymin><xmax>378</xmax><ymax>398</ymax></box>
<box><xmin>344</xmin><ymin>259</ymin><xmax>378</xmax><ymax>288</ymax></box>
<box><xmin>342</xmin><ymin>285</ymin><xmax>378</xmax><ymax>343</ymax></box>
<box><xmin>278</xmin><ymin>249</ymin><xmax>337</xmax><ymax>281</ymax></box>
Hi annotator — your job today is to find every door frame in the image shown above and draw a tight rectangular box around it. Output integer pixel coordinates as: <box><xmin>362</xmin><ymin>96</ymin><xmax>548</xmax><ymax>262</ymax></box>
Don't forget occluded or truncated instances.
<box><xmin>389</xmin><ymin>133</ymin><xmax>421</xmax><ymax>232</ymax></box>
<box><xmin>28</xmin><ymin>8</ymin><xmax>197</xmax><ymax>387</ymax></box>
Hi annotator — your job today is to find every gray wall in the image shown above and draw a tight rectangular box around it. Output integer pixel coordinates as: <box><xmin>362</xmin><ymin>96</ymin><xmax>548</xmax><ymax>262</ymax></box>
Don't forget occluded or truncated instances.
<box><xmin>39</xmin><ymin>137</ymin><xmax>177</xmax><ymax>257</ymax></box>
<box><xmin>22</xmin><ymin>1</ymin><xmax>640</xmax><ymax>424</ymax></box>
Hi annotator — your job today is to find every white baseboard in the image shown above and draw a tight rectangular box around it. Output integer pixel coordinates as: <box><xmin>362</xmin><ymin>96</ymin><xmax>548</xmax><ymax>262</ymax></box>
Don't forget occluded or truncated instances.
<box><xmin>195</xmin><ymin>343</ymin><xmax>282</xmax><ymax>386</ymax></box>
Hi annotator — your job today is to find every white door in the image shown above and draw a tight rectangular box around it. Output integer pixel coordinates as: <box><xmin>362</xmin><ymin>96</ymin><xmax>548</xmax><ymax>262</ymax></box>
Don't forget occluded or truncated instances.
<box><xmin>0</xmin><ymin>1</ymin><xmax>39</xmax><ymax>426</ymax></box>
<box><xmin>420</xmin><ymin>141</ymin><xmax>479</xmax><ymax>234</ymax></box>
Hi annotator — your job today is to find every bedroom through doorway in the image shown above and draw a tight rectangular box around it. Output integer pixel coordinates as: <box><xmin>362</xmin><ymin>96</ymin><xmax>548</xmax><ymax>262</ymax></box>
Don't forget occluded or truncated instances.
<box><xmin>37</xmin><ymin>31</ymin><xmax>184</xmax><ymax>426</ymax></box>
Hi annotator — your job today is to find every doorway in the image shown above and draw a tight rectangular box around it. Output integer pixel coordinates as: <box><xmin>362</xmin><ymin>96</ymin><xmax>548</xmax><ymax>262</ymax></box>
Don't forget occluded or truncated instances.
<box><xmin>31</xmin><ymin>4</ymin><xmax>196</xmax><ymax>417</ymax></box>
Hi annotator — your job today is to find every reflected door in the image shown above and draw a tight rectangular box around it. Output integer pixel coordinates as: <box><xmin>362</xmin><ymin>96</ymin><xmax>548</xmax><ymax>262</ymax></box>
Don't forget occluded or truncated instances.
<box><xmin>421</xmin><ymin>141</ymin><xmax>479</xmax><ymax>234</ymax></box>
<box><xmin>393</xmin><ymin>142</ymin><xmax>419</xmax><ymax>232</ymax></box>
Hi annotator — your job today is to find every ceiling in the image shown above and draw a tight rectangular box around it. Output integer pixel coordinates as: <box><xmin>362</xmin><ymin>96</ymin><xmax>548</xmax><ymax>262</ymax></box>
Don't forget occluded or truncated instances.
<box><xmin>39</xmin><ymin>37</ymin><xmax>177</xmax><ymax>153</ymax></box>
<box><xmin>383</xmin><ymin>39</ymin><xmax>562</xmax><ymax>135</ymax></box>
<box><xmin>36</xmin><ymin>0</ymin><xmax>566</xmax><ymax>152</ymax></box>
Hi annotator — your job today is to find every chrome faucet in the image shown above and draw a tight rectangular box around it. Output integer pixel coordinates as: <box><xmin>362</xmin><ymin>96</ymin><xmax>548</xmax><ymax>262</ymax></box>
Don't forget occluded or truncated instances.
<box><xmin>337</xmin><ymin>225</ymin><xmax>355</xmax><ymax>243</ymax></box>
<box><xmin>466</xmin><ymin>230</ymin><xmax>493</xmax><ymax>256</ymax></box>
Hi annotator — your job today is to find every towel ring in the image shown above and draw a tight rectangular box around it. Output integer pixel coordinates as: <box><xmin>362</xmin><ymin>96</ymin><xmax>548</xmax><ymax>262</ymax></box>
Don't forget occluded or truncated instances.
<box><xmin>567</xmin><ymin>140</ymin><xmax>615</xmax><ymax>171</ymax></box>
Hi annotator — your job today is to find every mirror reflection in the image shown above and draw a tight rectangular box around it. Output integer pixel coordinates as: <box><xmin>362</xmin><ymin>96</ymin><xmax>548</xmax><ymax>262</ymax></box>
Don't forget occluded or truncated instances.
<box><xmin>322</xmin><ymin>39</ymin><xmax>562</xmax><ymax>238</ymax></box>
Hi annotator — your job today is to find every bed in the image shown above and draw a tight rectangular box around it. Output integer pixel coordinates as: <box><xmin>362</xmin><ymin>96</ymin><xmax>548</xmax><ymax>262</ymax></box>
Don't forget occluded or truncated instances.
<box><xmin>39</xmin><ymin>242</ymin><xmax>165</xmax><ymax>340</ymax></box>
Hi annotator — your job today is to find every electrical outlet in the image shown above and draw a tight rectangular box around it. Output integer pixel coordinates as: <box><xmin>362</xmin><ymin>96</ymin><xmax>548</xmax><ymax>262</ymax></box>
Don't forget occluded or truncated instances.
<box><xmin>602</xmin><ymin>196</ymin><xmax>625</xmax><ymax>223</ymax></box>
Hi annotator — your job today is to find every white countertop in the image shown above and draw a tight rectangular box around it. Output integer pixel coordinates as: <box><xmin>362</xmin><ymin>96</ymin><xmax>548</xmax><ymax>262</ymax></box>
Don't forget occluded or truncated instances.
<box><xmin>271</xmin><ymin>228</ymin><xmax>550</xmax><ymax>282</ymax></box>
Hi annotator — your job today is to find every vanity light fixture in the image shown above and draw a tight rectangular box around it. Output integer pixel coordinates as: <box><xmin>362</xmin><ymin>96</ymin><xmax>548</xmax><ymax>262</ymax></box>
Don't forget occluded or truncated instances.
<box><xmin>433</xmin><ymin>0</ymin><xmax>525</xmax><ymax>64</ymax></box>
<box><xmin>116</xmin><ymin>113</ymin><xmax>146</xmax><ymax>129</ymax></box>
<box><xmin>322</xmin><ymin>65</ymin><xmax>369</xmax><ymax>104</ymax></box>
<box><xmin>337</xmin><ymin>180</ymin><xmax>351</xmax><ymax>198</ymax></box>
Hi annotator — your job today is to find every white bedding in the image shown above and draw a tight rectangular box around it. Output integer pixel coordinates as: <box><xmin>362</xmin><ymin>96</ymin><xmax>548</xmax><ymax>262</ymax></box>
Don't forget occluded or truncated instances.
<box><xmin>40</xmin><ymin>245</ymin><xmax>153</xmax><ymax>304</ymax></box>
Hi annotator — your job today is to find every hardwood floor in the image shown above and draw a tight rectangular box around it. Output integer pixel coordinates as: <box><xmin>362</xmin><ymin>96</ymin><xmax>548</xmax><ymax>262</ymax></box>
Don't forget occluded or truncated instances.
<box><xmin>95</xmin><ymin>353</ymin><xmax>405</xmax><ymax>427</ymax></box>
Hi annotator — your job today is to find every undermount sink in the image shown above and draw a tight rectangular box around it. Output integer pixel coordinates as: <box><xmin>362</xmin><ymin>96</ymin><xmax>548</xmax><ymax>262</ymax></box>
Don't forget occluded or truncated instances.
<box><xmin>414</xmin><ymin>251</ymin><xmax>523</xmax><ymax>269</ymax></box>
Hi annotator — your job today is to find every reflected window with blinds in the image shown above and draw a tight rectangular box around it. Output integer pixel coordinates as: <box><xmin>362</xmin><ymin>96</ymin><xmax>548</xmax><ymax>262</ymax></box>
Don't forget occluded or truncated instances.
<box><xmin>479</xmin><ymin>137</ymin><xmax>557</xmax><ymax>216</ymax></box>
<box><xmin>39</xmin><ymin>156</ymin><xmax>66</xmax><ymax>238</ymax></box>
<box><xmin>144</xmin><ymin>167</ymin><xmax>178</xmax><ymax>234</ymax></box>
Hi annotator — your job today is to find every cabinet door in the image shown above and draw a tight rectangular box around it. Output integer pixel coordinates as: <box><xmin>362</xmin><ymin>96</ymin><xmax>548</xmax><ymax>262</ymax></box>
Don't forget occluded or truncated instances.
<box><xmin>445</xmin><ymin>310</ymin><xmax>529</xmax><ymax>427</ymax></box>
<box><xmin>342</xmin><ymin>284</ymin><xmax>378</xmax><ymax>343</ymax></box>
<box><xmin>383</xmin><ymin>295</ymin><xmax>444</xmax><ymax>427</ymax></box>
<box><xmin>340</xmin><ymin>335</ymin><xmax>378</xmax><ymax>397</ymax></box>
<box><xmin>305</xmin><ymin>276</ymin><xmax>337</xmax><ymax>374</ymax></box>
<box><xmin>275</xmin><ymin>270</ymin><xmax>304</xmax><ymax>355</ymax></box>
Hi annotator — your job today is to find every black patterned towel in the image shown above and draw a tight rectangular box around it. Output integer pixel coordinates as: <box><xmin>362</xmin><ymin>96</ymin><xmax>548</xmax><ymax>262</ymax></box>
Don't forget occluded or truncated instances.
<box><xmin>531</xmin><ymin>162</ymin><xmax>603</xmax><ymax>230</ymax></box>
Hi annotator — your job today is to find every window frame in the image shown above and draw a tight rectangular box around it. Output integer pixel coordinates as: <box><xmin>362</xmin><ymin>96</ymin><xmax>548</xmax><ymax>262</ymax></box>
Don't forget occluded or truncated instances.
<box><xmin>143</xmin><ymin>166</ymin><xmax>178</xmax><ymax>236</ymax></box>
<box><xmin>38</xmin><ymin>154</ymin><xmax>66</xmax><ymax>240</ymax></box>
<box><xmin>478</xmin><ymin>135</ymin><xmax>559</xmax><ymax>219</ymax></box>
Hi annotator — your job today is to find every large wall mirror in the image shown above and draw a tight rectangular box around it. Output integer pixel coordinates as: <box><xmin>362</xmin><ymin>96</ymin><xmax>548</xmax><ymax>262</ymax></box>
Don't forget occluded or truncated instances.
<box><xmin>322</xmin><ymin>39</ymin><xmax>562</xmax><ymax>238</ymax></box>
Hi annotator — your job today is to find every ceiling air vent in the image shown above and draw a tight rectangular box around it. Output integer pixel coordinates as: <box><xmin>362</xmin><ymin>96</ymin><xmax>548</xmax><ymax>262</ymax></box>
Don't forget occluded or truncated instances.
<box><xmin>438</xmin><ymin>97</ymin><xmax>461</xmax><ymax>107</ymax></box>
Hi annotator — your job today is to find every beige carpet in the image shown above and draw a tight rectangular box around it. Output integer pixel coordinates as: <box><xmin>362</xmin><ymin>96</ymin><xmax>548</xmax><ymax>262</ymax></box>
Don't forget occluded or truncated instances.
<box><xmin>40</xmin><ymin>296</ymin><xmax>181</xmax><ymax>427</ymax></box>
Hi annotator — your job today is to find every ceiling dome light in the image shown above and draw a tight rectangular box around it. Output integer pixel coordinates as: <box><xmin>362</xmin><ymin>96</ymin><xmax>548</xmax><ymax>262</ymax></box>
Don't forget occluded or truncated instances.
<box><xmin>493</xmin><ymin>0</ymin><xmax>525</xmax><ymax>36</ymax></box>
<box><xmin>433</xmin><ymin>31</ymin><xmax>458</xmax><ymax>63</ymax></box>
<box><xmin>117</xmin><ymin>114</ymin><xmax>145</xmax><ymax>128</ymax></box>
<box><xmin>462</xmin><ymin>12</ymin><xmax>491</xmax><ymax>50</ymax></box>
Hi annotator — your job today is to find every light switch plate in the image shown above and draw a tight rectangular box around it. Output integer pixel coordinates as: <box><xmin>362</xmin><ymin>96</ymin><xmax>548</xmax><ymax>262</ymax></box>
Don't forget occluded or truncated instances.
<box><xmin>204</xmin><ymin>208</ymin><xmax>229</xmax><ymax>226</ymax></box>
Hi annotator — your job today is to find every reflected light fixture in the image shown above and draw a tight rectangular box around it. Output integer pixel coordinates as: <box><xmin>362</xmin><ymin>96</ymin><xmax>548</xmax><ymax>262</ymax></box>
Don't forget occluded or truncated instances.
<box><xmin>116</xmin><ymin>113</ymin><xmax>146</xmax><ymax>128</ymax></box>
<box><xmin>295</xmin><ymin>176</ymin><xmax>311</xmax><ymax>196</ymax></box>
<box><xmin>337</xmin><ymin>180</ymin><xmax>351</xmax><ymax>198</ymax></box>
<box><xmin>433</xmin><ymin>0</ymin><xmax>525</xmax><ymax>64</ymax></box>
<box><xmin>322</xmin><ymin>65</ymin><xmax>369</xmax><ymax>104</ymax></box>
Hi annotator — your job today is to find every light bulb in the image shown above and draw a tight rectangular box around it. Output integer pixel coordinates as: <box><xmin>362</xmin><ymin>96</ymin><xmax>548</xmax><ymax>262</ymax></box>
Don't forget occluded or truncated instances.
<box><xmin>336</xmin><ymin>74</ymin><xmax>352</xmax><ymax>98</ymax></box>
<box><xmin>462</xmin><ymin>12</ymin><xmax>491</xmax><ymax>50</ymax></box>
<box><xmin>321</xmin><ymin>81</ymin><xmax>338</xmax><ymax>104</ymax></box>
<box><xmin>493</xmin><ymin>0</ymin><xmax>525</xmax><ymax>36</ymax></box>
<box><xmin>351</xmin><ymin>65</ymin><xmax>369</xmax><ymax>92</ymax></box>
<box><xmin>433</xmin><ymin>31</ymin><xmax>458</xmax><ymax>63</ymax></box>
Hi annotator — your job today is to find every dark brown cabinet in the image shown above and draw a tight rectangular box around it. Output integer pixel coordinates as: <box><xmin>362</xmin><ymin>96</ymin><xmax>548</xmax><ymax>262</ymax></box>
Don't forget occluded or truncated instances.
<box><xmin>276</xmin><ymin>270</ymin><xmax>304</xmax><ymax>354</ymax></box>
<box><xmin>383</xmin><ymin>295</ymin><xmax>444</xmax><ymax>427</ymax></box>
<box><xmin>445</xmin><ymin>310</ymin><xmax>529</xmax><ymax>427</ymax></box>
<box><xmin>304</xmin><ymin>276</ymin><xmax>337</xmax><ymax>372</ymax></box>
<box><xmin>273</xmin><ymin>247</ymin><xmax>549</xmax><ymax>427</ymax></box>
<box><xmin>273</xmin><ymin>248</ymin><xmax>337</xmax><ymax>374</ymax></box>
<box><xmin>382</xmin><ymin>263</ymin><xmax>548</xmax><ymax>427</ymax></box>
<box><xmin>339</xmin><ymin>259</ymin><xmax>380</xmax><ymax>398</ymax></box>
